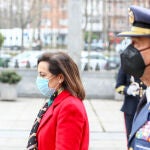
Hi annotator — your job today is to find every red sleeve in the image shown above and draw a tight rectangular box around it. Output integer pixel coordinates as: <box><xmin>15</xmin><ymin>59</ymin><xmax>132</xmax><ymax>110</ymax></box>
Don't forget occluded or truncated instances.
<box><xmin>56</xmin><ymin>102</ymin><xmax>85</xmax><ymax>150</ymax></box>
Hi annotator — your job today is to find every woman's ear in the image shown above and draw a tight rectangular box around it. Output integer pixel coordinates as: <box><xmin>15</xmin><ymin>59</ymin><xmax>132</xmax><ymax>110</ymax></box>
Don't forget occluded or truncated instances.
<box><xmin>58</xmin><ymin>74</ymin><xmax>64</xmax><ymax>83</ymax></box>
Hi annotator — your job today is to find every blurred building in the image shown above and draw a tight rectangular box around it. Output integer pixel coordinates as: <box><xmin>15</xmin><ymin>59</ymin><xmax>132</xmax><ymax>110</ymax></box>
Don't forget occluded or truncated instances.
<box><xmin>38</xmin><ymin>0</ymin><xmax>68</xmax><ymax>47</ymax></box>
<box><xmin>105</xmin><ymin>0</ymin><xmax>150</xmax><ymax>33</ymax></box>
<box><xmin>0</xmin><ymin>0</ymin><xmax>150</xmax><ymax>49</ymax></box>
<box><xmin>82</xmin><ymin>0</ymin><xmax>150</xmax><ymax>48</ymax></box>
<box><xmin>103</xmin><ymin>0</ymin><xmax>150</xmax><ymax>49</ymax></box>
<box><xmin>82</xmin><ymin>0</ymin><xmax>103</xmax><ymax>33</ymax></box>
<box><xmin>132</xmin><ymin>0</ymin><xmax>150</xmax><ymax>7</ymax></box>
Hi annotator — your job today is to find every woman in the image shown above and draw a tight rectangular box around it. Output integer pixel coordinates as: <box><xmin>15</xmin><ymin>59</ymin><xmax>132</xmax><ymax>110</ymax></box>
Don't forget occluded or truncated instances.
<box><xmin>27</xmin><ymin>52</ymin><xmax>89</xmax><ymax>150</ymax></box>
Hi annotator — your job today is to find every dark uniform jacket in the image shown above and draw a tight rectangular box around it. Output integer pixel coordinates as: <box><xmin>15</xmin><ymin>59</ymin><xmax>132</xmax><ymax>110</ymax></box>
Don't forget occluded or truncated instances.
<box><xmin>115</xmin><ymin>67</ymin><xmax>146</xmax><ymax>115</ymax></box>
<box><xmin>128</xmin><ymin>96</ymin><xmax>150</xmax><ymax>149</ymax></box>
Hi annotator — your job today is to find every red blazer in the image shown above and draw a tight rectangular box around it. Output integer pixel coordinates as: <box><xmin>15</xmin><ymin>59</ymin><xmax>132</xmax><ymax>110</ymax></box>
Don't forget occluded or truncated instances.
<box><xmin>37</xmin><ymin>90</ymin><xmax>89</xmax><ymax>150</ymax></box>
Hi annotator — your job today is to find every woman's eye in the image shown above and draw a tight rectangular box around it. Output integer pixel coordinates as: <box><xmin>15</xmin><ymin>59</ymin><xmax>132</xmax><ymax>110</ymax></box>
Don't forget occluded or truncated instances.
<box><xmin>39</xmin><ymin>74</ymin><xmax>46</xmax><ymax>77</ymax></box>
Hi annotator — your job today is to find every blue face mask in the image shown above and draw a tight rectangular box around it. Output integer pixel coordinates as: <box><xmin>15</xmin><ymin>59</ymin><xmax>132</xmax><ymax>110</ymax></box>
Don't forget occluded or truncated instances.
<box><xmin>36</xmin><ymin>77</ymin><xmax>55</xmax><ymax>98</ymax></box>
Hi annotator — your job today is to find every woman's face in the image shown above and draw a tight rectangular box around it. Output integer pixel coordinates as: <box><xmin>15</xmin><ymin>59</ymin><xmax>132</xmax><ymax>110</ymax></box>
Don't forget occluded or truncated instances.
<box><xmin>37</xmin><ymin>61</ymin><xmax>61</xmax><ymax>89</ymax></box>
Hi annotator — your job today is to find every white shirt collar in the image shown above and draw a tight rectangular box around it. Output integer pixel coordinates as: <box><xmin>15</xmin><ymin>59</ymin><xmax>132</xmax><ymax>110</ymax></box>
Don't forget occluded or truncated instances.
<box><xmin>146</xmin><ymin>87</ymin><xmax>150</xmax><ymax>103</ymax></box>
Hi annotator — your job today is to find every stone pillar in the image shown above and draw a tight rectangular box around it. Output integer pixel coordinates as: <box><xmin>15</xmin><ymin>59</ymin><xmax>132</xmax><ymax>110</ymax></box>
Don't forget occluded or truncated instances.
<box><xmin>67</xmin><ymin>0</ymin><xmax>83</xmax><ymax>70</ymax></box>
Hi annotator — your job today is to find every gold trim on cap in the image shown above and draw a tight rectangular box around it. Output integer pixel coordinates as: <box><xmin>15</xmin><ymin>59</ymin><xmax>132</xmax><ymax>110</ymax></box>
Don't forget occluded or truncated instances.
<box><xmin>131</xmin><ymin>26</ymin><xmax>150</xmax><ymax>34</ymax></box>
<box><xmin>118</xmin><ymin>26</ymin><xmax>150</xmax><ymax>36</ymax></box>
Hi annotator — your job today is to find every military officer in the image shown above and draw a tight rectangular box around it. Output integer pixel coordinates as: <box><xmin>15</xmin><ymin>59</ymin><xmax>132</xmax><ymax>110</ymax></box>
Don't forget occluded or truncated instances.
<box><xmin>117</xmin><ymin>5</ymin><xmax>150</xmax><ymax>150</ymax></box>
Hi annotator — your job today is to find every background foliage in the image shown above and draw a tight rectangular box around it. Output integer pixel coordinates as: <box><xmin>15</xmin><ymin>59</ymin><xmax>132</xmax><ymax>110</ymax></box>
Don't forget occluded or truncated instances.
<box><xmin>0</xmin><ymin>70</ymin><xmax>21</xmax><ymax>84</ymax></box>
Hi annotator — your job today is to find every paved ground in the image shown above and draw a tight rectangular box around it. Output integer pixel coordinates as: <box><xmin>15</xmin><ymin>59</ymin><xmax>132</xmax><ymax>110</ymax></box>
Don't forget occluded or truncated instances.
<box><xmin>0</xmin><ymin>98</ymin><xmax>127</xmax><ymax>150</ymax></box>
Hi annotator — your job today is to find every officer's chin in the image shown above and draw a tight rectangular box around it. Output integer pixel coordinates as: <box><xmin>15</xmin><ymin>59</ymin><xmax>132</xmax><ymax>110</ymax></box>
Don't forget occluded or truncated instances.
<box><xmin>140</xmin><ymin>78</ymin><xmax>150</xmax><ymax>87</ymax></box>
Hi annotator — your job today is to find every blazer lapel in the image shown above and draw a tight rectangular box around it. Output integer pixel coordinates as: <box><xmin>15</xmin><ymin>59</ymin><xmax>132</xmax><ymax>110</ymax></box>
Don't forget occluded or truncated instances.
<box><xmin>37</xmin><ymin>90</ymin><xmax>71</xmax><ymax>132</ymax></box>
<box><xmin>129</xmin><ymin>102</ymin><xmax>150</xmax><ymax>142</ymax></box>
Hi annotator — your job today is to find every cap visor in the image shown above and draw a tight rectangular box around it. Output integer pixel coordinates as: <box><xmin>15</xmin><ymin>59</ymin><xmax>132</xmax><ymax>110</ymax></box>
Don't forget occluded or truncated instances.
<box><xmin>117</xmin><ymin>31</ymin><xmax>150</xmax><ymax>37</ymax></box>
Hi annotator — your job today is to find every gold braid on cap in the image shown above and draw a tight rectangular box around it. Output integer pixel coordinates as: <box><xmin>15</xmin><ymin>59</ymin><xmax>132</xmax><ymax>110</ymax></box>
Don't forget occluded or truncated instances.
<box><xmin>128</xmin><ymin>8</ymin><xmax>135</xmax><ymax>24</ymax></box>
